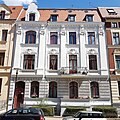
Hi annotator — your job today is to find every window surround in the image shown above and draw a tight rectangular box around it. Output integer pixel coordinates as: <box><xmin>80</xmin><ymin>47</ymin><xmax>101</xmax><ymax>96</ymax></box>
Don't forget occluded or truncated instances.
<box><xmin>68</xmin><ymin>14</ymin><xmax>76</xmax><ymax>22</ymax></box>
<box><xmin>85</xmin><ymin>15</ymin><xmax>94</xmax><ymax>22</ymax></box>
<box><xmin>111</xmin><ymin>22</ymin><xmax>118</xmax><ymax>28</ymax></box>
<box><xmin>50</xmin><ymin>14</ymin><xmax>58</xmax><ymax>22</ymax></box>
<box><xmin>112</xmin><ymin>32</ymin><xmax>120</xmax><ymax>45</ymax></box>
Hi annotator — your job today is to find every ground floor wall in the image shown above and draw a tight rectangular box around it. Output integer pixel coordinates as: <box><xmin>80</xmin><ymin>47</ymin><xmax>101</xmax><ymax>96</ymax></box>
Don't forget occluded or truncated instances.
<box><xmin>8</xmin><ymin>76</ymin><xmax>111</xmax><ymax>115</ymax></box>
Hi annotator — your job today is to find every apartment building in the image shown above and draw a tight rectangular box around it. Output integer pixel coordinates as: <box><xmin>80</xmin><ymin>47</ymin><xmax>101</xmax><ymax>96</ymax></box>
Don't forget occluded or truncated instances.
<box><xmin>98</xmin><ymin>7</ymin><xmax>120</xmax><ymax>116</ymax></box>
<box><xmin>7</xmin><ymin>2</ymin><xmax>111</xmax><ymax>115</ymax></box>
<box><xmin>0</xmin><ymin>4</ymin><xmax>23</xmax><ymax>109</ymax></box>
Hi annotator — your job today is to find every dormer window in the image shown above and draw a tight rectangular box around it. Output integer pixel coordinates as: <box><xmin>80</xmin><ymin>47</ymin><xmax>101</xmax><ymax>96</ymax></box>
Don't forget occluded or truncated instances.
<box><xmin>29</xmin><ymin>13</ymin><xmax>35</xmax><ymax>21</ymax></box>
<box><xmin>0</xmin><ymin>11</ymin><xmax>5</xmax><ymax>20</ymax></box>
<box><xmin>50</xmin><ymin>15</ymin><xmax>57</xmax><ymax>22</ymax></box>
<box><xmin>111</xmin><ymin>22</ymin><xmax>118</xmax><ymax>28</ymax></box>
<box><xmin>86</xmin><ymin>15</ymin><xmax>93</xmax><ymax>22</ymax></box>
<box><xmin>68</xmin><ymin>15</ymin><xmax>75</xmax><ymax>22</ymax></box>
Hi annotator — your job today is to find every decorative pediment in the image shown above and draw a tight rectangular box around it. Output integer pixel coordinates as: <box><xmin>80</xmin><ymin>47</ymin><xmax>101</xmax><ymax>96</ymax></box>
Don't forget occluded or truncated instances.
<box><xmin>49</xmin><ymin>49</ymin><xmax>58</xmax><ymax>54</ymax></box>
<box><xmin>23</xmin><ymin>49</ymin><xmax>36</xmax><ymax>54</ymax></box>
<box><xmin>68</xmin><ymin>49</ymin><xmax>77</xmax><ymax>54</ymax></box>
<box><xmin>88</xmin><ymin>49</ymin><xmax>97</xmax><ymax>54</ymax></box>
<box><xmin>114</xmin><ymin>49</ymin><xmax>120</xmax><ymax>54</ymax></box>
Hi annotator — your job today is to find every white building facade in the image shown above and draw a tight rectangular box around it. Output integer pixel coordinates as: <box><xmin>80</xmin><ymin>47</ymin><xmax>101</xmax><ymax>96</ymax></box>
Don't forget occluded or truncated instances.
<box><xmin>8</xmin><ymin>2</ymin><xmax>111</xmax><ymax>115</ymax></box>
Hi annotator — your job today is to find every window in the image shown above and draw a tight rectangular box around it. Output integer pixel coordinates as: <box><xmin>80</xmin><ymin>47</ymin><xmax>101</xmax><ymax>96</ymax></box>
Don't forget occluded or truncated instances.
<box><xmin>86</xmin><ymin>15</ymin><xmax>93</xmax><ymax>22</ymax></box>
<box><xmin>69</xmin><ymin>82</ymin><xmax>78</xmax><ymax>99</ymax></box>
<box><xmin>2</xmin><ymin>30</ymin><xmax>8</xmax><ymax>41</ymax></box>
<box><xmin>113</xmin><ymin>33</ymin><xmax>119</xmax><ymax>45</ymax></box>
<box><xmin>25</xmin><ymin>31</ymin><xmax>36</xmax><ymax>44</ymax></box>
<box><xmin>49</xmin><ymin>55</ymin><xmax>58</xmax><ymax>70</ymax></box>
<box><xmin>0</xmin><ymin>11</ymin><xmax>5</xmax><ymax>19</ymax></box>
<box><xmin>118</xmin><ymin>81</ymin><xmax>120</xmax><ymax>96</ymax></box>
<box><xmin>0</xmin><ymin>53</ymin><xmax>5</xmax><ymax>66</ymax></box>
<box><xmin>69</xmin><ymin>55</ymin><xmax>77</xmax><ymax>74</ymax></box>
<box><xmin>23</xmin><ymin>55</ymin><xmax>35</xmax><ymax>69</ymax></box>
<box><xmin>31</xmin><ymin>81</ymin><xmax>39</xmax><ymax>98</ymax></box>
<box><xmin>29</xmin><ymin>13</ymin><xmax>35</xmax><ymax>21</ymax></box>
<box><xmin>68</xmin><ymin>15</ymin><xmax>75</xmax><ymax>22</ymax></box>
<box><xmin>89</xmin><ymin>55</ymin><xmax>97</xmax><ymax>70</ymax></box>
<box><xmin>88</xmin><ymin>32</ymin><xmax>95</xmax><ymax>45</ymax></box>
<box><xmin>115</xmin><ymin>55</ymin><xmax>120</xmax><ymax>69</ymax></box>
<box><xmin>50</xmin><ymin>15</ymin><xmax>57</xmax><ymax>22</ymax></box>
<box><xmin>90</xmin><ymin>82</ymin><xmax>99</xmax><ymax>98</ymax></box>
<box><xmin>50</xmin><ymin>32</ymin><xmax>58</xmax><ymax>44</ymax></box>
<box><xmin>112</xmin><ymin>22</ymin><xmax>118</xmax><ymax>28</ymax></box>
<box><xmin>0</xmin><ymin>79</ymin><xmax>2</xmax><ymax>95</ymax></box>
<box><xmin>49</xmin><ymin>81</ymin><xmax>57</xmax><ymax>98</ymax></box>
<box><xmin>69</xmin><ymin>32</ymin><xmax>76</xmax><ymax>44</ymax></box>
<box><xmin>107</xmin><ymin>9</ymin><xmax>117</xmax><ymax>15</ymax></box>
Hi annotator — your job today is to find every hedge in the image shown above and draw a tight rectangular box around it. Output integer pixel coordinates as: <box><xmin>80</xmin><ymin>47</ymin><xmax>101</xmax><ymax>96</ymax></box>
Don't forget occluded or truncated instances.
<box><xmin>92</xmin><ymin>106</ymin><xmax>118</xmax><ymax>118</ymax></box>
<box><xmin>33</xmin><ymin>105</ymin><xmax>54</xmax><ymax>116</ymax></box>
<box><xmin>62</xmin><ymin>106</ymin><xmax>86</xmax><ymax>117</ymax></box>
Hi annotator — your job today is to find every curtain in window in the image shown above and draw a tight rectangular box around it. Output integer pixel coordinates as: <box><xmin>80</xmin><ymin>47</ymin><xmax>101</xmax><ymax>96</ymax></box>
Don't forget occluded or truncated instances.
<box><xmin>113</xmin><ymin>33</ymin><xmax>119</xmax><ymax>45</ymax></box>
<box><xmin>49</xmin><ymin>82</ymin><xmax>57</xmax><ymax>98</ymax></box>
<box><xmin>50</xmin><ymin>32</ymin><xmax>58</xmax><ymax>44</ymax></box>
<box><xmin>50</xmin><ymin>55</ymin><xmax>57</xmax><ymax>70</ymax></box>
<box><xmin>88</xmin><ymin>32</ymin><xmax>95</xmax><ymax>44</ymax></box>
<box><xmin>116</xmin><ymin>55</ymin><xmax>120</xmax><ymax>69</ymax></box>
<box><xmin>25</xmin><ymin>31</ymin><xmax>36</xmax><ymax>44</ymax></box>
<box><xmin>69</xmin><ymin>32</ymin><xmax>76</xmax><ymax>44</ymax></box>
<box><xmin>31</xmin><ymin>81</ymin><xmax>39</xmax><ymax>98</ymax></box>
<box><xmin>89</xmin><ymin>55</ymin><xmax>97</xmax><ymax>70</ymax></box>
<box><xmin>90</xmin><ymin>82</ymin><xmax>99</xmax><ymax>98</ymax></box>
<box><xmin>69</xmin><ymin>82</ymin><xmax>78</xmax><ymax>98</ymax></box>
<box><xmin>69</xmin><ymin>55</ymin><xmax>77</xmax><ymax>74</ymax></box>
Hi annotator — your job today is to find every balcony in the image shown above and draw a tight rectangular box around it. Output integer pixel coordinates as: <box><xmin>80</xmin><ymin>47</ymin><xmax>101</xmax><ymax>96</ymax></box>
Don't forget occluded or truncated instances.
<box><xmin>59</xmin><ymin>67</ymin><xmax>88</xmax><ymax>75</ymax></box>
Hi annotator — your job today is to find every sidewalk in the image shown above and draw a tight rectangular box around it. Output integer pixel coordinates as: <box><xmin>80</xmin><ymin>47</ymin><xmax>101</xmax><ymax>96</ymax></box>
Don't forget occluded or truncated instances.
<box><xmin>45</xmin><ymin>116</ymin><xmax>63</xmax><ymax>120</ymax></box>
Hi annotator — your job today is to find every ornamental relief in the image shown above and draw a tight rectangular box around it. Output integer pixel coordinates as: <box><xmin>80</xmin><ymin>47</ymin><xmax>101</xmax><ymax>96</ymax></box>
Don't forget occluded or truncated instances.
<box><xmin>23</xmin><ymin>49</ymin><xmax>37</xmax><ymax>55</ymax></box>
<box><xmin>114</xmin><ymin>49</ymin><xmax>120</xmax><ymax>54</ymax></box>
<box><xmin>49</xmin><ymin>49</ymin><xmax>58</xmax><ymax>54</ymax></box>
<box><xmin>87</xmin><ymin>49</ymin><xmax>97</xmax><ymax>54</ymax></box>
<box><xmin>68</xmin><ymin>49</ymin><xmax>77</xmax><ymax>54</ymax></box>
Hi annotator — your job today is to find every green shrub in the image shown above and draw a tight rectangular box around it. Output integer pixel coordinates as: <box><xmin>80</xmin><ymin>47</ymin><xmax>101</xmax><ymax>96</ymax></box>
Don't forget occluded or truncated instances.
<box><xmin>92</xmin><ymin>106</ymin><xmax>118</xmax><ymax>118</ymax></box>
<box><xmin>62</xmin><ymin>106</ymin><xmax>86</xmax><ymax>117</ymax></box>
<box><xmin>33</xmin><ymin>105</ymin><xmax>54</xmax><ymax>116</ymax></box>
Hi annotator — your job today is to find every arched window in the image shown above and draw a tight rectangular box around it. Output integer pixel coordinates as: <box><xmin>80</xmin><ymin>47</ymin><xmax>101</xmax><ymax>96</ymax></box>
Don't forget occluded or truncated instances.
<box><xmin>49</xmin><ymin>81</ymin><xmax>57</xmax><ymax>98</ymax></box>
<box><xmin>25</xmin><ymin>31</ymin><xmax>36</xmax><ymax>44</ymax></box>
<box><xmin>69</xmin><ymin>81</ymin><xmax>78</xmax><ymax>99</ymax></box>
<box><xmin>31</xmin><ymin>81</ymin><xmax>39</xmax><ymax>98</ymax></box>
<box><xmin>90</xmin><ymin>81</ymin><xmax>99</xmax><ymax>98</ymax></box>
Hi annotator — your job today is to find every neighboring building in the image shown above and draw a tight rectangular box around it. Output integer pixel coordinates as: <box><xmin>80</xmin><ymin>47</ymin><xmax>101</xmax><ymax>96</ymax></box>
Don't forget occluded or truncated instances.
<box><xmin>0</xmin><ymin>4</ymin><xmax>23</xmax><ymax>110</ymax></box>
<box><xmin>8</xmin><ymin>2</ymin><xmax>111</xmax><ymax>115</ymax></box>
<box><xmin>98</xmin><ymin>7</ymin><xmax>120</xmax><ymax>116</ymax></box>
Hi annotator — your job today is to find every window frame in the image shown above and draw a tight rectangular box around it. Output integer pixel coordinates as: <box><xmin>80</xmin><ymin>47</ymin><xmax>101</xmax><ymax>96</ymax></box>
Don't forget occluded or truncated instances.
<box><xmin>86</xmin><ymin>15</ymin><xmax>93</xmax><ymax>22</ymax></box>
<box><xmin>90</xmin><ymin>81</ymin><xmax>99</xmax><ymax>98</ymax></box>
<box><xmin>49</xmin><ymin>81</ymin><xmax>57</xmax><ymax>98</ymax></box>
<box><xmin>69</xmin><ymin>81</ymin><xmax>78</xmax><ymax>99</ymax></box>
<box><xmin>68</xmin><ymin>15</ymin><xmax>76</xmax><ymax>22</ymax></box>
<box><xmin>50</xmin><ymin>32</ymin><xmax>58</xmax><ymax>44</ymax></box>
<box><xmin>112</xmin><ymin>32</ymin><xmax>119</xmax><ymax>45</ymax></box>
<box><xmin>23</xmin><ymin>55</ymin><xmax>35</xmax><ymax>70</ymax></box>
<box><xmin>115</xmin><ymin>55</ymin><xmax>120</xmax><ymax>69</ymax></box>
<box><xmin>29</xmin><ymin>13</ymin><xmax>35</xmax><ymax>21</ymax></box>
<box><xmin>0</xmin><ymin>11</ymin><xmax>5</xmax><ymax>20</ymax></box>
<box><xmin>89</xmin><ymin>55</ymin><xmax>97</xmax><ymax>70</ymax></box>
<box><xmin>88</xmin><ymin>32</ymin><xmax>95</xmax><ymax>45</ymax></box>
<box><xmin>118</xmin><ymin>81</ymin><xmax>120</xmax><ymax>96</ymax></box>
<box><xmin>49</xmin><ymin>55</ymin><xmax>58</xmax><ymax>70</ymax></box>
<box><xmin>50</xmin><ymin>15</ymin><xmax>58</xmax><ymax>22</ymax></box>
<box><xmin>111</xmin><ymin>22</ymin><xmax>118</xmax><ymax>28</ymax></box>
<box><xmin>69</xmin><ymin>32</ymin><xmax>76</xmax><ymax>44</ymax></box>
<box><xmin>2</xmin><ymin>30</ymin><xmax>8</xmax><ymax>41</ymax></box>
<box><xmin>30</xmin><ymin>81</ymin><xmax>39</xmax><ymax>98</ymax></box>
<box><xmin>0</xmin><ymin>53</ymin><xmax>5</xmax><ymax>66</ymax></box>
<box><xmin>25</xmin><ymin>31</ymin><xmax>36</xmax><ymax>44</ymax></box>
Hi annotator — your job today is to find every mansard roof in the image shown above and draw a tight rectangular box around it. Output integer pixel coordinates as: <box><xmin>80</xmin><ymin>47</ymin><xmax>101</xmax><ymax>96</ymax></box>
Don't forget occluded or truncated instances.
<box><xmin>17</xmin><ymin>8</ymin><xmax>101</xmax><ymax>22</ymax></box>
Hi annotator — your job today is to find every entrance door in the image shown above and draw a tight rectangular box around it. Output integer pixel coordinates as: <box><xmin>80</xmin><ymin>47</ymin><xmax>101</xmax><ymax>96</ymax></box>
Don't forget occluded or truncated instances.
<box><xmin>13</xmin><ymin>81</ymin><xmax>25</xmax><ymax>108</ymax></box>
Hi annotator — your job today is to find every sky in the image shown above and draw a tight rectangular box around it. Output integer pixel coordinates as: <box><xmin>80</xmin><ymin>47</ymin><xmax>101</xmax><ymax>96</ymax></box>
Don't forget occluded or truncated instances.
<box><xmin>0</xmin><ymin>0</ymin><xmax>120</xmax><ymax>8</ymax></box>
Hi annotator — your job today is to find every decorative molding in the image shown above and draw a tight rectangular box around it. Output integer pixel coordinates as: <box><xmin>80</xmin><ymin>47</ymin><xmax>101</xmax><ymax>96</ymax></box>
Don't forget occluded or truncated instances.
<box><xmin>68</xmin><ymin>49</ymin><xmax>77</xmax><ymax>54</ymax></box>
<box><xmin>23</xmin><ymin>49</ymin><xmax>36</xmax><ymax>54</ymax></box>
<box><xmin>59</xmin><ymin>31</ymin><xmax>65</xmax><ymax>35</ymax></box>
<box><xmin>49</xmin><ymin>49</ymin><xmax>58</xmax><ymax>54</ymax></box>
<box><xmin>16</xmin><ymin>30</ymin><xmax>21</xmax><ymax>35</ymax></box>
<box><xmin>40</xmin><ymin>30</ymin><xmax>45</xmax><ymax>35</ymax></box>
<box><xmin>87</xmin><ymin>49</ymin><xmax>97</xmax><ymax>54</ymax></box>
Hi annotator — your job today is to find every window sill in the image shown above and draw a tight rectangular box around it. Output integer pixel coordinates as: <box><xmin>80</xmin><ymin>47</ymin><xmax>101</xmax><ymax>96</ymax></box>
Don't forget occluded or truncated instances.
<box><xmin>66</xmin><ymin>44</ymin><xmax>79</xmax><ymax>47</ymax></box>
<box><xmin>0</xmin><ymin>41</ymin><xmax>6</xmax><ymax>44</ymax></box>
<box><xmin>20</xmin><ymin>43</ymin><xmax>39</xmax><ymax>47</ymax></box>
<box><xmin>47</xmin><ymin>44</ymin><xmax>60</xmax><ymax>47</ymax></box>
<box><xmin>88</xmin><ymin>70</ymin><xmax>99</xmax><ymax>73</ymax></box>
<box><xmin>85</xmin><ymin>44</ymin><xmax>98</xmax><ymax>47</ymax></box>
<box><xmin>48</xmin><ymin>69</ymin><xmax>59</xmax><ymax>72</ymax></box>
<box><xmin>21</xmin><ymin>69</ymin><xmax>36</xmax><ymax>72</ymax></box>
